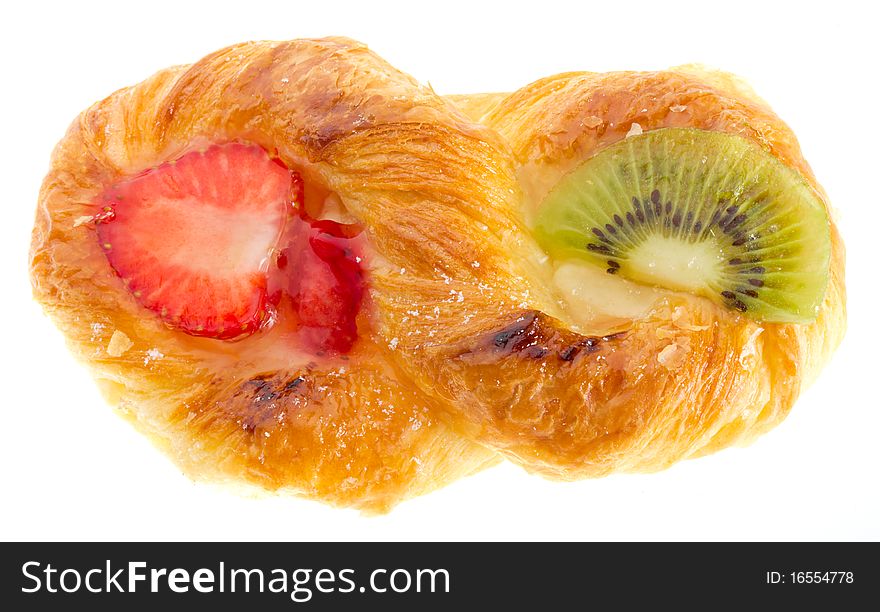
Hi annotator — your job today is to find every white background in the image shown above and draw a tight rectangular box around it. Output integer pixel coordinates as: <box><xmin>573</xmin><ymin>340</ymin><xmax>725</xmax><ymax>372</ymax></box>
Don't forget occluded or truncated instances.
<box><xmin>2</xmin><ymin>0</ymin><xmax>877</xmax><ymax>541</ymax></box>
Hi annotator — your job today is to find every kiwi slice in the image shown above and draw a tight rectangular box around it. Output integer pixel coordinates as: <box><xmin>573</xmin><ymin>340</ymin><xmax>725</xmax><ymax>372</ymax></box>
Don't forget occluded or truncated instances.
<box><xmin>534</xmin><ymin>128</ymin><xmax>831</xmax><ymax>323</ymax></box>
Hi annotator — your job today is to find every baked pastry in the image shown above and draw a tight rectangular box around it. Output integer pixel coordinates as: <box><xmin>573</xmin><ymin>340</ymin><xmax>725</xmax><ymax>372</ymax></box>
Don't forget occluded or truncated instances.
<box><xmin>440</xmin><ymin>68</ymin><xmax>845</xmax><ymax>475</ymax></box>
<box><xmin>29</xmin><ymin>38</ymin><xmax>503</xmax><ymax>512</ymax></box>
<box><xmin>30</xmin><ymin>38</ymin><xmax>845</xmax><ymax>510</ymax></box>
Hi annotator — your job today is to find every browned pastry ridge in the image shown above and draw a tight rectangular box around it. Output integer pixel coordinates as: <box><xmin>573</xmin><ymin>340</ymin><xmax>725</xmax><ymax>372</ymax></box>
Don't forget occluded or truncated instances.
<box><xmin>30</xmin><ymin>38</ymin><xmax>845</xmax><ymax>510</ymax></box>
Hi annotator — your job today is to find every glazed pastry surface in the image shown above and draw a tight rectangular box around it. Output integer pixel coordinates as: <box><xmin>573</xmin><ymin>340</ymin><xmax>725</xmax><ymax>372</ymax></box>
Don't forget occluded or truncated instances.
<box><xmin>30</xmin><ymin>39</ymin><xmax>845</xmax><ymax>510</ymax></box>
<box><xmin>437</xmin><ymin>69</ymin><xmax>845</xmax><ymax>476</ymax></box>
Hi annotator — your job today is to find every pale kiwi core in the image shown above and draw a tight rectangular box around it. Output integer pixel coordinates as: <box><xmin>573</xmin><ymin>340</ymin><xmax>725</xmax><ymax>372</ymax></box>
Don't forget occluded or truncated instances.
<box><xmin>625</xmin><ymin>234</ymin><xmax>725</xmax><ymax>293</ymax></box>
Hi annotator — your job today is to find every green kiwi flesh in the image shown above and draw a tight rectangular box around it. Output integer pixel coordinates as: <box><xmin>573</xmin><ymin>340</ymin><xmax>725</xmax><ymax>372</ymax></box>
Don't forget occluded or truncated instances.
<box><xmin>534</xmin><ymin>128</ymin><xmax>831</xmax><ymax>323</ymax></box>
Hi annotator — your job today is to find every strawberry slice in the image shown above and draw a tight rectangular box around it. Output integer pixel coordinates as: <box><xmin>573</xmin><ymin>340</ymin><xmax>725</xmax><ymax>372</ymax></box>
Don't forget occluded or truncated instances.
<box><xmin>97</xmin><ymin>143</ymin><xmax>296</xmax><ymax>339</ymax></box>
<box><xmin>284</xmin><ymin>217</ymin><xmax>366</xmax><ymax>354</ymax></box>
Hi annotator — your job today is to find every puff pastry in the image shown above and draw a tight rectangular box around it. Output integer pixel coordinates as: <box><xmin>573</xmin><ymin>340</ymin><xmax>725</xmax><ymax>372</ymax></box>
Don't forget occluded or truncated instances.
<box><xmin>30</xmin><ymin>38</ymin><xmax>845</xmax><ymax>510</ymax></box>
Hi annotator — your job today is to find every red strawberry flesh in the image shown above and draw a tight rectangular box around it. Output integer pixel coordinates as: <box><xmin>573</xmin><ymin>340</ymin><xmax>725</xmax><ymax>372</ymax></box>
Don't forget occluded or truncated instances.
<box><xmin>97</xmin><ymin>143</ymin><xmax>293</xmax><ymax>339</ymax></box>
<box><xmin>284</xmin><ymin>216</ymin><xmax>366</xmax><ymax>354</ymax></box>
<box><xmin>96</xmin><ymin>142</ymin><xmax>367</xmax><ymax>353</ymax></box>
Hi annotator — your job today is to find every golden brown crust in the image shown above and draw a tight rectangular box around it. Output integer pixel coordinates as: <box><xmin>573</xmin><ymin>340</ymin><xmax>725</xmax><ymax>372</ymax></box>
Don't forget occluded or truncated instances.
<box><xmin>31</xmin><ymin>39</ymin><xmax>845</xmax><ymax>506</ymax></box>
<box><xmin>444</xmin><ymin>93</ymin><xmax>510</xmax><ymax>123</ymax></box>
<box><xmin>485</xmin><ymin>68</ymin><xmax>815</xmax><ymax>178</ymax></box>
<box><xmin>30</xmin><ymin>37</ymin><xmax>503</xmax><ymax>512</ymax></box>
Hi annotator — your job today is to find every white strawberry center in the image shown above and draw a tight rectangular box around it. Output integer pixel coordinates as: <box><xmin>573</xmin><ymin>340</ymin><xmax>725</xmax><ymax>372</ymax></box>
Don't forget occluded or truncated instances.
<box><xmin>129</xmin><ymin>196</ymin><xmax>283</xmax><ymax>276</ymax></box>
